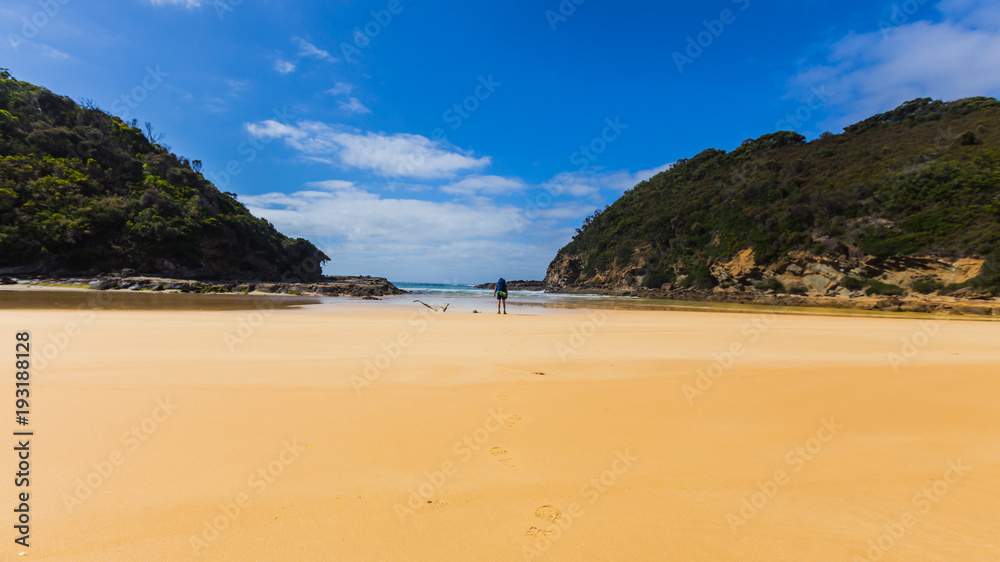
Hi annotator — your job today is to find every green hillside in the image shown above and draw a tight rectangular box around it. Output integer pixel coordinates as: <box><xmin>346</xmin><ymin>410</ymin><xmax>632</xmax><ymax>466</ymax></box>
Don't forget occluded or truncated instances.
<box><xmin>0</xmin><ymin>69</ymin><xmax>328</xmax><ymax>280</ymax></box>
<box><xmin>550</xmin><ymin>97</ymin><xmax>1000</xmax><ymax>294</ymax></box>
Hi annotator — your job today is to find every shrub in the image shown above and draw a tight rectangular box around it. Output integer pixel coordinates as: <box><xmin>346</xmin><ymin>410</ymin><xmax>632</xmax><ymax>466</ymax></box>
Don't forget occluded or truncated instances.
<box><xmin>842</xmin><ymin>277</ymin><xmax>865</xmax><ymax>291</ymax></box>
<box><xmin>682</xmin><ymin>262</ymin><xmax>717</xmax><ymax>289</ymax></box>
<box><xmin>865</xmin><ymin>279</ymin><xmax>905</xmax><ymax>296</ymax></box>
<box><xmin>959</xmin><ymin>131</ymin><xmax>979</xmax><ymax>146</ymax></box>
<box><xmin>965</xmin><ymin>252</ymin><xmax>1000</xmax><ymax>295</ymax></box>
<box><xmin>911</xmin><ymin>277</ymin><xmax>944</xmax><ymax>294</ymax></box>
<box><xmin>755</xmin><ymin>277</ymin><xmax>784</xmax><ymax>292</ymax></box>
<box><xmin>643</xmin><ymin>266</ymin><xmax>676</xmax><ymax>289</ymax></box>
<box><xmin>939</xmin><ymin>283</ymin><xmax>965</xmax><ymax>295</ymax></box>
<box><xmin>786</xmin><ymin>284</ymin><xmax>809</xmax><ymax>295</ymax></box>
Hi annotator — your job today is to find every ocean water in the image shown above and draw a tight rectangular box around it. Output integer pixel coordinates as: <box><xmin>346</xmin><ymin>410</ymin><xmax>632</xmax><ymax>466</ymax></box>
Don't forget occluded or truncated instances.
<box><xmin>392</xmin><ymin>282</ymin><xmax>495</xmax><ymax>298</ymax></box>
<box><xmin>391</xmin><ymin>282</ymin><xmax>606</xmax><ymax>299</ymax></box>
<box><xmin>389</xmin><ymin>282</ymin><xmax>614</xmax><ymax>310</ymax></box>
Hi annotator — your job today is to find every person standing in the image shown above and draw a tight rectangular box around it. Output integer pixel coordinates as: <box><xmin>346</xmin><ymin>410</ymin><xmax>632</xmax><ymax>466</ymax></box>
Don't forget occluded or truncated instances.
<box><xmin>494</xmin><ymin>277</ymin><xmax>508</xmax><ymax>314</ymax></box>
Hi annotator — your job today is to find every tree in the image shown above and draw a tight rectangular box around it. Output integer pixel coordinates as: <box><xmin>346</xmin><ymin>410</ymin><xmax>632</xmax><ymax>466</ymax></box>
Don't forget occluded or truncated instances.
<box><xmin>144</xmin><ymin>121</ymin><xmax>166</xmax><ymax>144</ymax></box>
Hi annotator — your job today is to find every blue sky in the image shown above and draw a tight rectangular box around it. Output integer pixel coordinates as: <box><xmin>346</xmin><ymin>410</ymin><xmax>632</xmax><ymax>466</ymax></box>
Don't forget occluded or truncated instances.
<box><xmin>3</xmin><ymin>0</ymin><xmax>999</xmax><ymax>282</ymax></box>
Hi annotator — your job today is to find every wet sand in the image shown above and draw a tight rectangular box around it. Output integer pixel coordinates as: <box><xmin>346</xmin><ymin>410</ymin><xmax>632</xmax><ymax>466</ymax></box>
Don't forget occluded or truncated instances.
<box><xmin>4</xmin><ymin>296</ymin><xmax>999</xmax><ymax>560</ymax></box>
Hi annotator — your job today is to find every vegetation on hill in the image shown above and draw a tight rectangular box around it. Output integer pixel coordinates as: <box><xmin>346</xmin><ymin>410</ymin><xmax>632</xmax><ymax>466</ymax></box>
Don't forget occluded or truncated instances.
<box><xmin>0</xmin><ymin>69</ymin><xmax>328</xmax><ymax>280</ymax></box>
<box><xmin>552</xmin><ymin>97</ymin><xmax>1000</xmax><ymax>294</ymax></box>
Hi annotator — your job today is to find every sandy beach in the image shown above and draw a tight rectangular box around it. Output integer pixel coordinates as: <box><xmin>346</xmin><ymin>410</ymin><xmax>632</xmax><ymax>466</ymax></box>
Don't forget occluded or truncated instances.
<box><xmin>5</xmin><ymin>294</ymin><xmax>1000</xmax><ymax>560</ymax></box>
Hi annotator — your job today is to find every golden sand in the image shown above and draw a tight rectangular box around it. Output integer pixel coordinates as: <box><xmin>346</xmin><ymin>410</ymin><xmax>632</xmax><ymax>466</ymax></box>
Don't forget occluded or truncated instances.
<box><xmin>5</xmin><ymin>299</ymin><xmax>999</xmax><ymax>560</ymax></box>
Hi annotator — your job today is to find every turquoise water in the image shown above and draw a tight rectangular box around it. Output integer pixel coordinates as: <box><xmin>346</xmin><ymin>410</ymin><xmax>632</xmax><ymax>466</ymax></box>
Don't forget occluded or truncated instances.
<box><xmin>391</xmin><ymin>282</ymin><xmax>606</xmax><ymax>300</ymax></box>
<box><xmin>392</xmin><ymin>282</ymin><xmax>494</xmax><ymax>297</ymax></box>
<box><xmin>387</xmin><ymin>282</ymin><xmax>617</xmax><ymax>313</ymax></box>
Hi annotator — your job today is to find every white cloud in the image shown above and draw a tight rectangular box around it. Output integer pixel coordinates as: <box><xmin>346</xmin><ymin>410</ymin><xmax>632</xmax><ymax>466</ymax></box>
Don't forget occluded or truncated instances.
<box><xmin>226</xmin><ymin>78</ymin><xmax>250</xmax><ymax>95</ymax></box>
<box><xmin>441</xmin><ymin>175</ymin><xmax>527</xmax><ymax>196</ymax></box>
<box><xmin>338</xmin><ymin>97</ymin><xmax>372</xmax><ymax>115</ymax></box>
<box><xmin>789</xmin><ymin>0</ymin><xmax>1000</xmax><ymax>131</ymax></box>
<box><xmin>240</xmin><ymin>184</ymin><xmax>558</xmax><ymax>280</ymax></box>
<box><xmin>236</xmin><ymin>159</ymin><xmax>674</xmax><ymax>281</ymax></box>
<box><xmin>335</xmin><ymin>132</ymin><xmax>490</xmax><ymax>178</ymax></box>
<box><xmin>37</xmin><ymin>43</ymin><xmax>69</xmax><ymax>59</ymax></box>
<box><xmin>274</xmin><ymin>59</ymin><xmax>296</xmax><ymax>74</ymax></box>
<box><xmin>305</xmin><ymin>180</ymin><xmax>356</xmax><ymax>191</ymax></box>
<box><xmin>295</xmin><ymin>37</ymin><xmax>335</xmax><ymax>62</ymax></box>
<box><xmin>937</xmin><ymin>0</ymin><xmax>1000</xmax><ymax>28</ymax></box>
<box><xmin>539</xmin><ymin>163</ymin><xmax>671</xmax><ymax>199</ymax></box>
<box><xmin>148</xmin><ymin>0</ymin><xmax>200</xmax><ymax>7</ymax></box>
<box><xmin>327</xmin><ymin>82</ymin><xmax>354</xmax><ymax>96</ymax></box>
<box><xmin>246</xmin><ymin>120</ymin><xmax>300</xmax><ymax>138</ymax></box>
<box><xmin>246</xmin><ymin>120</ymin><xmax>491</xmax><ymax>178</ymax></box>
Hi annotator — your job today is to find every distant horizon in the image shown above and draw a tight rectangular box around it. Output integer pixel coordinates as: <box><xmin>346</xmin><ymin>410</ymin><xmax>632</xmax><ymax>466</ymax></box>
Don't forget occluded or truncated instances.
<box><xmin>5</xmin><ymin>0</ymin><xmax>999</xmax><ymax>281</ymax></box>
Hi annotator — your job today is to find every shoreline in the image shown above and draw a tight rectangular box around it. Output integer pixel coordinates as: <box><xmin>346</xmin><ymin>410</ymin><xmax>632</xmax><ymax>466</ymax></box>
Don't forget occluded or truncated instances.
<box><xmin>1</xmin><ymin>273</ymin><xmax>405</xmax><ymax>298</ymax></box>
<box><xmin>4</xmin><ymin>283</ymin><xmax>1000</xmax><ymax>322</ymax></box>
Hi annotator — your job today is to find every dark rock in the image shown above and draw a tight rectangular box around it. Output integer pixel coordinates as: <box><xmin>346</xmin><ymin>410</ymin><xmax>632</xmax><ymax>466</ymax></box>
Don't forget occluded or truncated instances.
<box><xmin>89</xmin><ymin>279</ymin><xmax>116</xmax><ymax>290</ymax></box>
<box><xmin>472</xmin><ymin>279</ymin><xmax>546</xmax><ymax>291</ymax></box>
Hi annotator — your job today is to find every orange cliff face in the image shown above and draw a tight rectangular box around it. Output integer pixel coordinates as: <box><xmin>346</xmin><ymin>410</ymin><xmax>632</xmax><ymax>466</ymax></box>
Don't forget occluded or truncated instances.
<box><xmin>547</xmin><ymin>246</ymin><xmax>989</xmax><ymax>302</ymax></box>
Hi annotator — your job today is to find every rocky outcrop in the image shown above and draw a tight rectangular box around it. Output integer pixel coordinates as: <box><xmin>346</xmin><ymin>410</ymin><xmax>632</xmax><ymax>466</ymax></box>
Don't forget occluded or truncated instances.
<box><xmin>544</xmin><ymin>255</ymin><xmax>584</xmax><ymax>287</ymax></box>
<box><xmin>11</xmin><ymin>274</ymin><xmax>405</xmax><ymax>297</ymax></box>
<box><xmin>472</xmin><ymin>280</ymin><xmax>546</xmax><ymax>291</ymax></box>
<box><xmin>545</xmin><ymin>247</ymin><xmax>997</xmax><ymax>315</ymax></box>
<box><xmin>549</xmin><ymin>284</ymin><xmax>999</xmax><ymax>316</ymax></box>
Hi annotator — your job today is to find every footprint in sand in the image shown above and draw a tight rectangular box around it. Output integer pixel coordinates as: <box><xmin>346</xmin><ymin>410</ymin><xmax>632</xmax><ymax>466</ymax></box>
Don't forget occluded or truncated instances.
<box><xmin>534</xmin><ymin>505</ymin><xmax>563</xmax><ymax>522</ymax></box>
<box><xmin>525</xmin><ymin>527</ymin><xmax>554</xmax><ymax>541</ymax></box>
<box><xmin>504</xmin><ymin>414</ymin><xmax>522</xmax><ymax>427</ymax></box>
<box><xmin>533</xmin><ymin>371</ymin><xmax>546</xmax><ymax>376</ymax></box>
<box><xmin>490</xmin><ymin>447</ymin><xmax>516</xmax><ymax>467</ymax></box>
<box><xmin>496</xmin><ymin>393</ymin><xmax>509</xmax><ymax>400</ymax></box>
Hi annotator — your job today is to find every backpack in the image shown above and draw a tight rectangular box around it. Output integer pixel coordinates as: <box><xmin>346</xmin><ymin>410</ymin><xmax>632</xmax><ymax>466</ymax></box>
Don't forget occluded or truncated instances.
<box><xmin>497</xmin><ymin>278</ymin><xmax>507</xmax><ymax>293</ymax></box>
